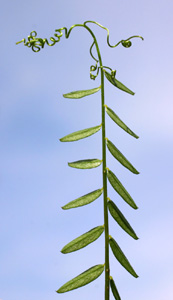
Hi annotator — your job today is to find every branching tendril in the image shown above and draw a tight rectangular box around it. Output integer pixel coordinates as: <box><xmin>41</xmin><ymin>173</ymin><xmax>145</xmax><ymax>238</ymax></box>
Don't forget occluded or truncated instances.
<box><xmin>16</xmin><ymin>21</ymin><xmax>144</xmax><ymax>80</ymax></box>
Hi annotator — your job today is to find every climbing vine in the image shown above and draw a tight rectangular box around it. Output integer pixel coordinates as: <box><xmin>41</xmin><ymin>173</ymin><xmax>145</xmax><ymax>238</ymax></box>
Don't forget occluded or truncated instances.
<box><xmin>17</xmin><ymin>20</ymin><xmax>143</xmax><ymax>300</ymax></box>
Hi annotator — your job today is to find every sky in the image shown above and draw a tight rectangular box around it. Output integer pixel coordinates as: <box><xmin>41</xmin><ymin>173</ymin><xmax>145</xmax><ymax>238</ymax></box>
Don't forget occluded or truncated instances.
<box><xmin>1</xmin><ymin>0</ymin><xmax>173</xmax><ymax>300</ymax></box>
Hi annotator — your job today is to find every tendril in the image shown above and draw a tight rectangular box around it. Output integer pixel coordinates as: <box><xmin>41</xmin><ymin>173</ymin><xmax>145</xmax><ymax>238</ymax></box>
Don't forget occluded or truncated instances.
<box><xmin>17</xmin><ymin>28</ymin><xmax>65</xmax><ymax>52</ymax></box>
<box><xmin>16</xmin><ymin>25</ymin><xmax>82</xmax><ymax>52</ymax></box>
<box><xmin>84</xmin><ymin>21</ymin><xmax>144</xmax><ymax>48</ymax></box>
<box><xmin>16</xmin><ymin>21</ymin><xmax>144</xmax><ymax>78</ymax></box>
<box><xmin>89</xmin><ymin>41</ymin><xmax>99</xmax><ymax>80</ymax></box>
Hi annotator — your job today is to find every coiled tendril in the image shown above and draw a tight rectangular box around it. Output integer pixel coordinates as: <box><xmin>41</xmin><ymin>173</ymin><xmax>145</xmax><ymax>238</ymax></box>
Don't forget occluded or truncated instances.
<box><xmin>16</xmin><ymin>21</ymin><xmax>144</xmax><ymax>80</ymax></box>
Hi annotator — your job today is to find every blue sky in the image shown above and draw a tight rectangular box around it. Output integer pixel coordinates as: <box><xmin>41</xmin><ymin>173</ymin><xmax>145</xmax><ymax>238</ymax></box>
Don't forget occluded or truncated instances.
<box><xmin>1</xmin><ymin>0</ymin><xmax>173</xmax><ymax>300</ymax></box>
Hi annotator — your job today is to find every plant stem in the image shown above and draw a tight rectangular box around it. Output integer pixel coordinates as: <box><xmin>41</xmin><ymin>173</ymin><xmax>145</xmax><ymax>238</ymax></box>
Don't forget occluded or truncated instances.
<box><xmin>84</xmin><ymin>24</ymin><xmax>110</xmax><ymax>300</ymax></box>
<box><xmin>69</xmin><ymin>23</ymin><xmax>110</xmax><ymax>300</ymax></box>
<box><xmin>101</xmin><ymin>67</ymin><xmax>110</xmax><ymax>300</ymax></box>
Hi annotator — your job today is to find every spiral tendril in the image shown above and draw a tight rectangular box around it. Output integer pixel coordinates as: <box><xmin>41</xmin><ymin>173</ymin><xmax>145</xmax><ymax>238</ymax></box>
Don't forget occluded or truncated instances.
<box><xmin>16</xmin><ymin>21</ymin><xmax>144</xmax><ymax>80</ymax></box>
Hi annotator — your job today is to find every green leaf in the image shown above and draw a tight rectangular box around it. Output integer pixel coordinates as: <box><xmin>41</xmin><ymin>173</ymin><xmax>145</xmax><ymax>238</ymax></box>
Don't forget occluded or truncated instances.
<box><xmin>63</xmin><ymin>86</ymin><xmax>101</xmax><ymax>99</ymax></box>
<box><xmin>106</xmin><ymin>139</ymin><xmax>139</xmax><ymax>174</ymax></box>
<box><xmin>108</xmin><ymin>200</ymin><xmax>138</xmax><ymax>240</ymax></box>
<box><xmin>68</xmin><ymin>159</ymin><xmax>102</xmax><ymax>169</ymax></box>
<box><xmin>110</xmin><ymin>277</ymin><xmax>121</xmax><ymax>300</ymax></box>
<box><xmin>107</xmin><ymin>169</ymin><xmax>138</xmax><ymax>209</ymax></box>
<box><xmin>57</xmin><ymin>264</ymin><xmax>104</xmax><ymax>293</ymax></box>
<box><xmin>104</xmin><ymin>70</ymin><xmax>135</xmax><ymax>95</ymax></box>
<box><xmin>61</xmin><ymin>226</ymin><xmax>104</xmax><ymax>254</ymax></box>
<box><xmin>105</xmin><ymin>105</ymin><xmax>139</xmax><ymax>139</ymax></box>
<box><xmin>62</xmin><ymin>188</ymin><xmax>103</xmax><ymax>209</ymax></box>
<box><xmin>60</xmin><ymin>124</ymin><xmax>101</xmax><ymax>142</ymax></box>
<box><xmin>109</xmin><ymin>237</ymin><xmax>138</xmax><ymax>278</ymax></box>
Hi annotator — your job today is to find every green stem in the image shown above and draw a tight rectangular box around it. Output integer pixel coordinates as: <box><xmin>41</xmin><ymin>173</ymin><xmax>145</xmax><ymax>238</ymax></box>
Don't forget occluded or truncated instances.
<box><xmin>101</xmin><ymin>66</ymin><xmax>110</xmax><ymax>300</ymax></box>
<box><xmin>58</xmin><ymin>22</ymin><xmax>110</xmax><ymax>300</ymax></box>
<box><xmin>84</xmin><ymin>24</ymin><xmax>110</xmax><ymax>300</ymax></box>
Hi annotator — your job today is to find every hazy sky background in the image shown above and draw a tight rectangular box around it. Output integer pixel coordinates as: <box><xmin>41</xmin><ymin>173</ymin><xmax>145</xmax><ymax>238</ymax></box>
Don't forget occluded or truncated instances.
<box><xmin>1</xmin><ymin>0</ymin><xmax>173</xmax><ymax>300</ymax></box>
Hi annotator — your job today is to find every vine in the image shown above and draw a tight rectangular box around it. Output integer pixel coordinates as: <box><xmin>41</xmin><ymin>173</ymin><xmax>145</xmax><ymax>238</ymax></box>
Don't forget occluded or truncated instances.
<box><xmin>17</xmin><ymin>21</ymin><xmax>143</xmax><ymax>300</ymax></box>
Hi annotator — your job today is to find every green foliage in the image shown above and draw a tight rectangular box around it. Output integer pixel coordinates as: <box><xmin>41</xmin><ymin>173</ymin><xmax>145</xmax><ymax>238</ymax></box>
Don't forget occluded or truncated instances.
<box><xmin>104</xmin><ymin>70</ymin><xmax>135</xmax><ymax>95</ymax></box>
<box><xmin>63</xmin><ymin>86</ymin><xmax>101</xmax><ymax>99</ymax></box>
<box><xmin>109</xmin><ymin>237</ymin><xmax>138</xmax><ymax>278</ymax></box>
<box><xmin>105</xmin><ymin>105</ymin><xmax>139</xmax><ymax>138</ymax></box>
<box><xmin>110</xmin><ymin>277</ymin><xmax>121</xmax><ymax>300</ymax></box>
<box><xmin>108</xmin><ymin>200</ymin><xmax>138</xmax><ymax>239</ymax></box>
<box><xmin>60</xmin><ymin>124</ymin><xmax>101</xmax><ymax>142</ymax></box>
<box><xmin>17</xmin><ymin>21</ymin><xmax>143</xmax><ymax>300</ymax></box>
<box><xmin>61</xmin><ymin>188</ymin><xmax>103</xmax><ymax>209</ymax></box>
<box><xmin>107</xmin><ymin>169</ymin><xmax>138</xmax><ymax>209</ymax></box>
<box><xmin>61</xmin><ymin>226</ymin><xmax>104</xmax><ymax>253</ymax></box>
<box><xmin>68</xmin><ymin>159</ymin><xmax>102</xmax><ymax>169</ymax></box>
<box><xmin>57</xmin><ymin>264</ymin><xmax>104</xmax><ymax>293</ymax></box>
<box><xmin>106</xmin><ymin>138</ymin><xmax>139</xmax><ymax>174</ymax></box>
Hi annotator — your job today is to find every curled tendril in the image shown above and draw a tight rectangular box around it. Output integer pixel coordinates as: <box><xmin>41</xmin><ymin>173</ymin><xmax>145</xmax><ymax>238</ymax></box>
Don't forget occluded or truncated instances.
<box><xmin>84</xmin><ymin>21</ymin><xmax>144</xmax><ymax>49</ymax></box>
<box><xmin>16</xmin><ymin>28</ymin><xmax>66</xmax><ymax>52</ymax></box>
<box><xmin>89</xmin><ymin>41</ymin><xmax>99</xmax><ymax>80</ymax></box>
<box><xmin>16</xmin><ymin>21</ymin><xmax>144</xmax><ymax>78</ymax></box>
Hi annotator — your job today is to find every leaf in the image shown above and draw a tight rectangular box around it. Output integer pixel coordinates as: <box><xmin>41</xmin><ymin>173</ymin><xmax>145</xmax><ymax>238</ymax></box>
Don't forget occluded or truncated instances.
<box><xmin>104</xmin><ymin>70</ymin><xmax>135</xmax><ymax>95</ymax></box>
<box><xmin>57</xmin><ymin>264</ymin><xmax>104</xmax><ymax>293</ymax></box>
<box><xmin>110</xmin><ymin>277</ymin><xmax>121</xmax><ymax>300</ymax></box>
<box><xmin>105</xmin><ymin>105</ymin><xmax>139</xmax><ymax>139</ymax></box>
<box><xmin>62</xmin><ymin>188</ymin><xmax>103</xmax><ymax>209</ymax></box>
<box><xmin>107</xmin><ymin>169</ymin><xmax>138</xmax><ymax>209</ymax></box>
<box><xmin>61</xmin><ymin>226</ymin><xmax>104</xmax><ymax>254</ymax></box>
<box><xmin>109</xmin><ymin>237</ymin><xmax>138</xmax><ymax>278</ymax></box>
<box><xmin>108</xmin><ymin>200</ymin><xmax>138</xmax><ymax>240</ymax></box>
<box><xmin>106</xmin><ymin>139</ymin><xmax>139</xmax><ymax>174</ymax></box>
<box><xmin>60</xmin><ymin>124</ymin><xmax>101</xmax><ymax>142</ymax></box>
<box><xmin>68</xmin><ymin>159</ymin><xmax>102</xmax><ymax>169</ymax></box>
<box><xmin>63</xmin><ymin>86</ymin><xmax>101</xmax><ymax>99</ymax></box>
